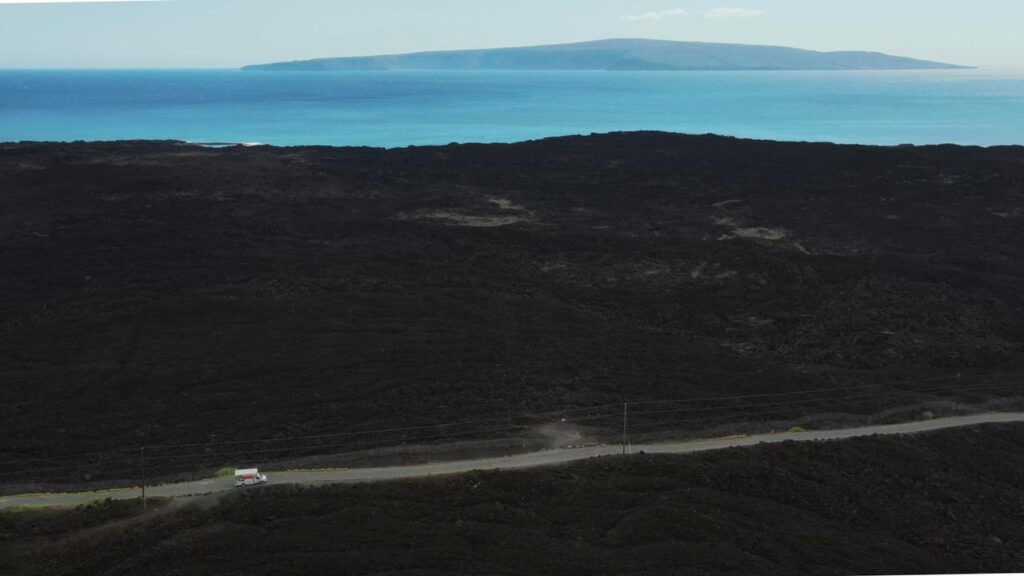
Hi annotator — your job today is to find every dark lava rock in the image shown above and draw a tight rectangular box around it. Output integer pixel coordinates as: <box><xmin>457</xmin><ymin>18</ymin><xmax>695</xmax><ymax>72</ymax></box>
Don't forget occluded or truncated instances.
<box><xmin>1</xmin><ymin>133</ymin><xmax>1022</xmax><ymax>480</ymax></box>
<box><xmin>3</xmin><ymin>424</ymin><xmax>1024</xmax><ymax>575</ymax></box>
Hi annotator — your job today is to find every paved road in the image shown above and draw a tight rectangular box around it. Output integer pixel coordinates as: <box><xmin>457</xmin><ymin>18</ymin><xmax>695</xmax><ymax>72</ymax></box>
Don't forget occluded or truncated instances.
<box><xmin>4</xmin><ymin>412</ymin><xmax>1024</xmax><ymax>511</ymax></box>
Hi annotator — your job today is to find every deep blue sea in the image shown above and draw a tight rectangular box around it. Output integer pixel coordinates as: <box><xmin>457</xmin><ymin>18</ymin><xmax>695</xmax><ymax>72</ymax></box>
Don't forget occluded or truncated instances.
<box><xmin>1</xmin><ymin>68</ymin><xmax>1023</xmax><ymax>147</ymax></box>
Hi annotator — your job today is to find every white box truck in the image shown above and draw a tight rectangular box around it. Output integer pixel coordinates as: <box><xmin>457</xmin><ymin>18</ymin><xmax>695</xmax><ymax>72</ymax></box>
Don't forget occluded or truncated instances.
<box><xmin>234</xmin><ymin>468</ymin><xmax>268</xmax><ymax>487</ymax></box>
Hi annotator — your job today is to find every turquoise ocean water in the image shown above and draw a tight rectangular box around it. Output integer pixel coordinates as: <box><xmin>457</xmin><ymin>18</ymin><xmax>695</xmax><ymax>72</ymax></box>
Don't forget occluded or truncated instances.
<box><xmin>1</xmin><ymin>68</ymin><xmax>1023</xmax><ymax>147</ymax></box>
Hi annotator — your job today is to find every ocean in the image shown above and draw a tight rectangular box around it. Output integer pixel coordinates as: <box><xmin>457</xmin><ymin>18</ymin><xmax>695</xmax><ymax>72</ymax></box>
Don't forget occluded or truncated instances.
<box><xmin>1</xmin><ymin>68</ymin><xmax>1023</xmax><ymax>147</ymax></box>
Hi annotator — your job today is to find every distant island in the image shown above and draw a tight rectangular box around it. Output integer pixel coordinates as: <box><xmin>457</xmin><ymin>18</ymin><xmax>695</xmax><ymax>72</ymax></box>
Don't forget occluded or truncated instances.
<box><xmin>243</xmin><ymin>38</ymin><xmax>968</xmax><ymax>72</ymax></box>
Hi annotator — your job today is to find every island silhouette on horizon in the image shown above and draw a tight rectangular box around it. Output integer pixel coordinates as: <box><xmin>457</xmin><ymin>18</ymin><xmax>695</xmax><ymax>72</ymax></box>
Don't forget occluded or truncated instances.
<box><xmin>244</xmin><ymin>38</ymin><xmax>969</xmax><ymax>72</ymax></box>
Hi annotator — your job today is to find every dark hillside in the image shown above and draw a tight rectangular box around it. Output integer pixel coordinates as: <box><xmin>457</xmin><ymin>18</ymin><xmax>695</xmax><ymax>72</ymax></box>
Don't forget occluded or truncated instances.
<box><xmin>1</xmin><ymin>133</ymin><xmax>1023</xmax><ymax>483</ymax></box>
<box><xmin>3</xmin><ymin>424</ymin><xmax>1024</xmax><ymax>575</ymax></box>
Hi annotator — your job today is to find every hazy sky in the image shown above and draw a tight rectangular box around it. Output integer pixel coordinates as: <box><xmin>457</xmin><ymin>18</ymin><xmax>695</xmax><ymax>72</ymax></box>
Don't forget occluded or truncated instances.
<box><xmin>0</xmin><ymin>0</ymin><xmax>1021</xmax><ymax>68</ymax></box>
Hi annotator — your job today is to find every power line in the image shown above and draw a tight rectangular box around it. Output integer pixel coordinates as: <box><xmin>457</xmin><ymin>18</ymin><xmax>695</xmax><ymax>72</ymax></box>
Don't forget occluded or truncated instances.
<box><xmin>134</xmin><ymin>381</ymin><xmax>1023</xmax><ymax>464</ymax></box>
<box><xmin>562</xmin><ymin>380</ymin><xmax>1018</xmax><ymax>425</ymax></box>
<box><xmin>0</xmin><ymin>403</ymin><xmax>620</xmax><ymax>468</ymax></box>
<box><xmin>141</xmin><ymin>402</ymin><xmax>627</xmax><ymax>452</ymax></box>
<box><xmin>0</xmin><ymin>421</ymin><xmax>531</xmax><ymax>479</ymax></box>
<box><xmin>624</xmin><ymin>383</ymin><xmax>1023</xmax><ymax>433</ymax></box>
<box><xmin>1</xmin><ymin>373</ymin><xmax>1018</xmax><ymax>476</ymax></box>
<box><xmin>621</xmin><ymin>373</ymin><xmax>992</xmax><ymax>409</ymax></box>
<box><xmin>8</xmin><ymin>379</ymin><xmax>1015</xmax><ymax>477</ymax></box>
<box><xmin>3</xmin><ymin>379</ymin><xmax>1019</xmax><ymax>482</ymax></box>
<box><xmin>625</xmin><ymin>380</ymin><xmax>1017</xmax><ymax>419</ymax></box>
<box><xmin>98</xmin><ymin>371</ymin><xmax>1024</xmax><ymax>454</ymax></box>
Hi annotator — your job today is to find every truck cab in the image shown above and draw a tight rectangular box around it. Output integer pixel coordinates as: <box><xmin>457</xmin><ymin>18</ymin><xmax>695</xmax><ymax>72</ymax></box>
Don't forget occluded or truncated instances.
<box><xmin>234</xmin><ymin>468</ymin><xmax>268</xmax><ymax>487</ymax></box>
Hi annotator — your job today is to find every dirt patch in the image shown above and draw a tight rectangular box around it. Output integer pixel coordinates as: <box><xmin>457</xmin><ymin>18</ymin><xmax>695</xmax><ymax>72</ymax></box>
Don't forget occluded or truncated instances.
<box><xmin>402</xmin><ymin>195</ymin><xmax>531</xmax><ymax>227</ymax></box>
<box><xmin>409</xmin><ymin>210</ymin><xmax>526</xmax><ymax>227</ymax></box>
<box><xmin>712</xmin><ymin>198</ymin><xmax>745</xmax><ymax>208</ymax></box>
<box><xmin>715</xmin><ymin>216</ymin><xmax>790</xmax><ymax>241</ymax></box>
<box><xmin>488</xmin><ymin>197</ymin><xmax>525</xmax><ymax>211</ymax></box>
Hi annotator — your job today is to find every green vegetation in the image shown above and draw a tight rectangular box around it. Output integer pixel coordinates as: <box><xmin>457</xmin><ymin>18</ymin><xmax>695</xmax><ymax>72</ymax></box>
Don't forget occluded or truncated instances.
<box><xmin>788</xmin><ymin>426</ymin><xmax>807</xmax><ymax>433</ymax></box>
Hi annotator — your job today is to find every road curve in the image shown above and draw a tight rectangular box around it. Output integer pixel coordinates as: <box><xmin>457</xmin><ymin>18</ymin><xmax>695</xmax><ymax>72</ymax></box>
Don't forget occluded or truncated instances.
<box><xmin>4</xmin><ymin>412</ymin><xmax>1024</xmax><ymax>511</ymax></box>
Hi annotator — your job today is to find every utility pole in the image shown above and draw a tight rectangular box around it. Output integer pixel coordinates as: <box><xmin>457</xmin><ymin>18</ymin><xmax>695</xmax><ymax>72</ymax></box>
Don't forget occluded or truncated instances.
<box><xmin>622</xmin><ymin>403</ymin><xmax>629</xmax><ymax>456</ymax></box>
<box><xmin>954</xmin><ymin>373</ymin><xmax>962</xmax><ymax>413</ymax></box>
<box><xmin>140</xmin><ymin>446</ymin><xmax>147</xmax><ymax>512</ymax></box>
